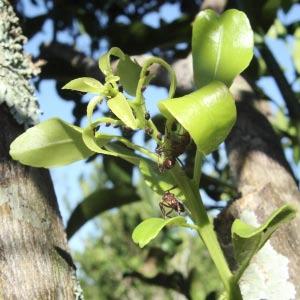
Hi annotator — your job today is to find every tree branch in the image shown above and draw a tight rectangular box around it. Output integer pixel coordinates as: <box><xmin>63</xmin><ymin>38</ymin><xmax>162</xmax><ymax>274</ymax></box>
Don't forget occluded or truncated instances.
<box><xmin>123</xmin><ymin>270</ymin><xmax>191</xmax><ymax>299</ymax></box>
<box><xmin>258</xmin><ymin>42</ymin><xmax>300</xmax><ymax>121</ymax></box>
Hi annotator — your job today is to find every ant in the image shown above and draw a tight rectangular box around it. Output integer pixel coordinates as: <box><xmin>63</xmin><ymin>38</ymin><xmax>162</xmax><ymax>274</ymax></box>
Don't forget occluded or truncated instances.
<box><xmin>155</xmin><ymin>123</ymin><xmax>190</xmax><ymax>172</ymax></box>
<box><xmin>159</xmin><ymin>187</ymin><xmax>185</xmax><ymax>218</ymax></box>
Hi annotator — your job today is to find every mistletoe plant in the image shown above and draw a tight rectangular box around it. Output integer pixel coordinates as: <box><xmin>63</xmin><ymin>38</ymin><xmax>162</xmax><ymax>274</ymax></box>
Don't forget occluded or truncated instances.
<box><xmin>10</xmin><ymin>9</ymin><xmax>296</xmax><ymax>299</ymax></box>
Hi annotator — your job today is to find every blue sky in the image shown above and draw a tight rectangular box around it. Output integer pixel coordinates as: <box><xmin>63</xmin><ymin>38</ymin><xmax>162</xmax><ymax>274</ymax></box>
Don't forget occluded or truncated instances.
<box><xmin>22</xmin><ymin>2</ymin><xmax>300</xmax><ymax>251</ymax></box>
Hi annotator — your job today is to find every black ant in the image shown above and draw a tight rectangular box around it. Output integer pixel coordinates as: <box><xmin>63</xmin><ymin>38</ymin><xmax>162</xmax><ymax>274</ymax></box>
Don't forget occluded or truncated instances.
<box><xmin>155</xmin><ymin>123</ymin><xmax>190</xmax><ymax>172</ymax></box>
<box><xmin>159</xmin><ymin>187</ymin><xmax>185</xmax><ymax>218</ymax></box>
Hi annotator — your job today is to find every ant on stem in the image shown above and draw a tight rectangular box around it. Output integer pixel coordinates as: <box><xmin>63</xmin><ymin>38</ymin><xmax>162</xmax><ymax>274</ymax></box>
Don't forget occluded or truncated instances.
<box><xmin>159</xmin><ymin>187</ymin><xmax>185</xmax><ymax>218</ymax></box>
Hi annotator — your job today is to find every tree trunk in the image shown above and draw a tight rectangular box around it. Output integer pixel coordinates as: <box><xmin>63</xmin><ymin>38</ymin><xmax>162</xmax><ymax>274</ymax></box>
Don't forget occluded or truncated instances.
<box><xmin>0</xmin><ymin>1</ymin><xmax>78</xmax><ymax>299</ymax></box>
<box><xmin>215</xmin><ymin>77</ymin><xmax>300</xmax><ymax>299</ymax></box>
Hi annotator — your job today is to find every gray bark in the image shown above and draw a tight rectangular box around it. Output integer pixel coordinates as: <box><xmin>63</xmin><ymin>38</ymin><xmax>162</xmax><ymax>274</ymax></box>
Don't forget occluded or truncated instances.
<box><xmin>0</xmin><ymin>1</ymin><xmax>78</xmax><ymax>299</ymax></box>
<box><xmin>215</xmin><ymin>77</ymin><xmax>300</xmax><ymax>299</ymax></box>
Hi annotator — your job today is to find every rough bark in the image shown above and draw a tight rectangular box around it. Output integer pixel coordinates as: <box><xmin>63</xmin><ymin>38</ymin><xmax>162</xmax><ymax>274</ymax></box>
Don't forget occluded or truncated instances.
<box><xmin>0</xmin><ymin>1</ymin><xmax>79</xmax><ymax>299</ymax></box>
<box><xmin>215</xmin><ymin>77</ymin><xmax>300</xmax><ymax>299</ymax></box>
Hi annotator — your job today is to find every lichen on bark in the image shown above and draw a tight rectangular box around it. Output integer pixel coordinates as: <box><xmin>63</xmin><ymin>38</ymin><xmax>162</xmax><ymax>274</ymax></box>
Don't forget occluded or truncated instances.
<box><xmin>0</xmin><ymin>0</ymin><xmax>40</xmax><ymax>126</ymax></box>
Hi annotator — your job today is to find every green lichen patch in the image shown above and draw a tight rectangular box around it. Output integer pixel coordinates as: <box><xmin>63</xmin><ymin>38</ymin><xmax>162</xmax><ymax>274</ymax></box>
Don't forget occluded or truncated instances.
<box><xmin>0</xmin><ymin>0</ymin><xmax>40</xmax><ymax>126</ymax></box>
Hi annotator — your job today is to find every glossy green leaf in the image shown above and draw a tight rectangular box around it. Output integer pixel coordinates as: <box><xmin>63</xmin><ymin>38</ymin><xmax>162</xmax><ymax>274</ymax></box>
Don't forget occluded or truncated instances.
<box><xmin>139</xmin><ymin>160</ymin><xmax>185</xmax><ymax>200</ymax></box>
<box><xmin>62</xmin><ymin>77</ymin><xmax>103</xmax><ymax>93</ymax></box>
<box><xmin>192</xmin><ymin>9</ymin><xmax>254</xmax><ymax>88</ymax></box>
<box><xmin>82</xmin><ymin>125</ymin><xmax>117</xmax><ymax>156</ymax></box>
<box><xmin>67</xmin><ymin>186</ymin><xmax>140</xmax><ymax>239</ymax></box>
<box><xmin>10</xmin><ymin>118</ymin><xmax>93</xmax><ymax>167</ymax></box>
<box><xmin>98</xmin><ymin>47</ymin><xmax>125</xmax><ymax>76</ymax></box>
<box><xmin>132</xmin><ymin>216</ymin><xmax>188</xmax><ymax>248</ymax></box>
<box><xmin>159</xmin><ymin>81</ymin><xmax>236</xmax><ymax>154</ymax></box>
<box><xmin>232</xmin><ymin>204</ymin><xmax>296</xmax><ymax>279</ymax></box>
<box><xmin>82</xmin><ymin>124</ymin><xmax>141</xmax><ymax>165</ymax></box>
<box><xmin>87</xmin><ymin>95</ymin><xmax>104</xmax><ymax>123</ymax></box>
<box><xmin>116</xmin><ymin>55</ymin><xmax>142</xmax><ymax>96</ymax></box>
<box><xmin>107</xmin><ymin>93</ymin><xmax>138</xmax><ymax>129</ymax></box>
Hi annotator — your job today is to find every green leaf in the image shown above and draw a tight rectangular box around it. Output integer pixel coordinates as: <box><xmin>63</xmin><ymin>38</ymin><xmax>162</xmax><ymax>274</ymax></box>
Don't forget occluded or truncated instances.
<box><xmin>10</xmin><ymin>118</ymin><xmax>93</xmax><ymax>167</ymax></box>
<box><xmin>62</xmin><ymin>77</ymin><xmax>103</xmax><ymax>93</ymax></box>
<box><xmin>158</xmin><ymin>81</ymin><xmax>236</xmax><ymax>154</ymax></box>
<box><xmin>82</xmin><ymin>125</ymin><xmax>117</xmax><ymax>156</ymax></box>
<box><xmin>107</xmin><ymin>93</ymin><xmax>138</xmax><ymax>129</ymax></box>
<box><xmin>87</xmin><ymin>96</ymin><xmax>104</xmax><ymax>123</ymax></box>
<box><xmin>98</xmin><ymin>47</ymin><xmax>125</xmax><ymax>76</ymax></box>
<box><xmin>116</xmin><ymin>55</ymin><xmax>142</xmax><ymax>96</ymax></box>
<box><xmin>139</xmin><ymin>160</ymin><xmax>185</xmax><ymax>200</ymax></box>
<box><xmin>232</xmin><ymin>204</ymin><xmax>296</xmax><ymax>280</ymax></box>
<box><xmin>82</xmin><ymin>124</ymin><xmax>141</xmax><ymax>165</ymax></box>
<box><xmin>132</xmin><ymin>216</ymin><xmax>188</xmax><ymax>248</ymax></box>
<box><xmin>192</xmin><ymin>9</ymin><xmax>254</xmax><ymax>88</ymax></box>
<box><xmin>66</xmin><ymin>186</ymin><xmax>140</xmax><ymax>239</ymax></box>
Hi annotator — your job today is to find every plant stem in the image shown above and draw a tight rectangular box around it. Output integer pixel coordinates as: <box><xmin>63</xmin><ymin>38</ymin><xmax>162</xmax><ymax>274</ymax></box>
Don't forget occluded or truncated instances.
<box><xmin>171</xmin><ymin>165</ymin><xmax>242</xmax><ymax>298</ymax></box>
<box><xmin>135</xmin><ymin>57</ymin><xmax>177</xmax><ymax>102</ymax></box>
<box><xmin>193</xmin><ymin>149</ymin><xmax>203</xmax><ymax>186</ymax></box>
<box><xmin>91</xmin><ymin>117</ymin><xmax>122</xmax><ymax>127</ymax></box>
<box><xmin>117</xmin><ymin>137</ymin><xmax>155</xmax><ymax>158</ymax></box>
<box><xmin>131</xmin><ymin>57</ymin><xmax>177</xmax><ymax>143</ymax></box>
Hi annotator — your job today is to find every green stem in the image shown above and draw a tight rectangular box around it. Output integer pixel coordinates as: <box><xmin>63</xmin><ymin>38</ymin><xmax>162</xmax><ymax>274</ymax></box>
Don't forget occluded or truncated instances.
<box><xmin>193</xmin><ymin>150</ymin><xmax>203</xmax><ymax>186</ymax></box>
<box><xmin>135</xmin><ymin>57</ymin><xmax>176</xmax><ymax>103</ymax></box>
<box><xmin>116</xmin><ymin>137</ymin><xmax>156</xmax><ymax>159</ymax></box>
<box><xmin>131</xmin><ymin>57</ymin><xmax>177</xmax><ymax>144</ymax></box>
<box><xmin>170</xmin><ymin>165</ymin><xmax>241</xmax><ymax>298</ymax></box>
<box><xmin>91</xmin><ymin>117</ymin><xmax>122</xmax><ymax>126</ymax></box>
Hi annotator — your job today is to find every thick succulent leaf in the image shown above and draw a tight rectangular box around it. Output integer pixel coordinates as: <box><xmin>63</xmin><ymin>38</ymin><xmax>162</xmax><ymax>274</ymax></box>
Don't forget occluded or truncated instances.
<box><xmin>232</xmin><ymin>204</ymin><xmax>296</xmax><ymax>279</ymax></box>
<box><xmin>116</xmin><ymin>55</ymin><xmax>142</xmax><ymax>96</ymax></box>
<box><xmin>10</xmin><ymin>118</ymin><xmax>93</xmax><ymax>167</ymax></box>
<box><xmin>107</xmin><ymin>93</ymin><xmax>138</xmax><ymax>129</ymax></box>
<box><xmin>82</xmin><ymin>125</ymin><xmax>115</xmax><ymax>156</ymax></box>
<box><xmin>192</xmin><ymin>9</ymin><xmax>253</xmax><ymax>88</ymax></box>
<box><xmin>62</xmin><ymin>77</ymin><xmax>103</xmax><ymax>93</ymax></box>
<box><xmin>87</xmin><ymin>96</ymin><xmax>104</xmax><ymax>123</ymax></box>
<box><xmin>139</xmin><ymin>160</ymin><xmax>185</xmax><ymax>200</ymax></box>
<box><xmin>67</xmin><ymin>186</ymin><xmax>140</xmax><ymax>239</ymax></box>
<box><xmin>98</xmin><ymin>47</ymin><xmax>125</xmax><ymax>76</ymax></box>
<box><xmin>132</xmin><ymin>216</ymin><xmax>188</xmax><ymax>248</ymax></box>
<box><xmin>158</xmin><ymin>81</ymin><xmax>236</xmax><ymax>154</ymax></box>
